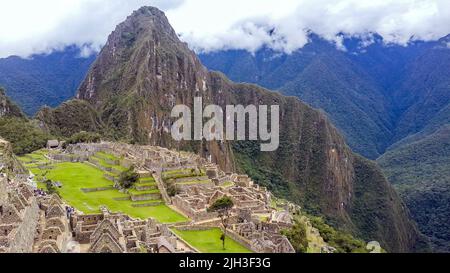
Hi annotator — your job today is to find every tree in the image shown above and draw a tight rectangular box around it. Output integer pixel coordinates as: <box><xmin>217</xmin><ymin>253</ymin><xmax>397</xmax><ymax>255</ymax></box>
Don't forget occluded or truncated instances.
<box><xmin>207</xmin><ymin>196</ymin><xmax>234</xmax><ymax>250</ymax></box>
<box><xmin>118</xmin><ymin>166</ymin><xmax>139</xmax><ymax>189</ymax></box>
<box><xmin>42</xmin><ymin>171</ymin><xmax>58</xmax><ymax>195</ymax></box>
<box><xmin>67</xmin><ymin>131</ymin><xmax>101</xmax><ymax>144</ymax></box>
<box><xmin>166</xmin><ymin>182</ymin><xmax>179</xmax><ymax>197</ymax></box>
<box><xmin>0</xmin><ymin>117</ymin><xmax>51</xmax><ymax>155</ymax></box>
<box><xmin>281</xmin><ymin>217</ymin><xmax>308</xmax><ymax>253</ymax></box>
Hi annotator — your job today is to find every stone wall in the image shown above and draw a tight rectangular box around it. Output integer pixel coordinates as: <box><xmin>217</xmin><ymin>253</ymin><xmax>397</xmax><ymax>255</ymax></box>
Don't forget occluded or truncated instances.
<box><xmin>226</xmin><ymin>229</ymin><xmax>257</xmax><ymax>253</ymax></box>
<box><xmin>130</xmin><ymin>193</ymin><xmax>162</xmax><ymax>202</ymax></box>
<box><xmin>0</xmin><ymin>177</ymin><xmax>7</xmax><ymax>207</ymax></box>
<box><xmin>7</xmin><ymin>198</ymin><xmax>39</xmax><ymax>253</ymax></box>
<box><xmin>81</xmin><ymin>186</ymin><xmax>115</xmax><ymax>193</ymax></box>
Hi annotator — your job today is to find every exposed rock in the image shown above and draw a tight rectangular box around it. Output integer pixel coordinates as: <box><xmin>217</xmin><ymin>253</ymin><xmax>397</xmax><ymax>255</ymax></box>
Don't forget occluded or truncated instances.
<box><xmin>0</xmin><ymin>88</ymin><xmax>25</xmax><ymax>119</ymax></box>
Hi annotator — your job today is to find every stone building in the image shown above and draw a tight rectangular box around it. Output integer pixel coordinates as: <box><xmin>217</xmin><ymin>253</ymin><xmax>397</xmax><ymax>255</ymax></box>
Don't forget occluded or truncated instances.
<box><xmin>89</xmin><ymin>219</ymin><xmax>126</xmax><ymax>253</ymax></box>
<box><xmin>46</xmin><ymin>140</ymin><xmax>60</xmax><ymax>149</ymax></box>
<box><xmin>71</xmin><ymin>208</ymin><xmax>178</xmax><ymax>253</ymax></box>
<box><xmin>35</xmin><ymin>194</ymin><xmax>71</xmax><ymax>253</ymax></box>
<box><xmin>0</xmin><ymin>178</ymin><xmax>40</xmax><ymax>253</ymax></box>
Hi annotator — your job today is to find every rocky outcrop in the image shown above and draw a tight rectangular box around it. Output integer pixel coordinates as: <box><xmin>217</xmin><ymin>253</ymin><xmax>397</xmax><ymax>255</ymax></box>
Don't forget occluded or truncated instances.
<box><xmin>0</xmin><ymin>88</ymin><xmax>25</xmax><ymax>119</ymax></box>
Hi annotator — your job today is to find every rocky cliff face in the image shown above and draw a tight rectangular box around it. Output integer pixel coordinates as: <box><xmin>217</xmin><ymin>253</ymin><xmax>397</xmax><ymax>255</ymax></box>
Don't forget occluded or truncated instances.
<box><xmin>39</xmin><ymin>6</ymin><xmax>426</xmax><ymax>252</ymax></box>
<box><xmin>0</xmin><ymin>88</ymin><xmax>25</xmax><ymax>119</ymax></box>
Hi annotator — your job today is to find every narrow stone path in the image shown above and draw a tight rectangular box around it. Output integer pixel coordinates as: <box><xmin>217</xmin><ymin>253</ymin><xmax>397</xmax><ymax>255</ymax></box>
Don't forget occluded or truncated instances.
<box><xmin>151</xmin><ymin>171</ymin><xmax>172</xmax><ymax>204</ymax></box>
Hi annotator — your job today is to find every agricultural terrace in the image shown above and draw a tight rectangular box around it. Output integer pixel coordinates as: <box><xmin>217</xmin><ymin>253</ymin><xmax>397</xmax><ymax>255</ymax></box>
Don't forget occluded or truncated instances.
<box><xmin>172</xmin><ymin>228</ymin><xmax>252</xmax><ymax>253</ymax></box>
<box><xmin>18</xmin><ymin>150</ymin><xmax>187</xmax><ymax>223</ymax></box>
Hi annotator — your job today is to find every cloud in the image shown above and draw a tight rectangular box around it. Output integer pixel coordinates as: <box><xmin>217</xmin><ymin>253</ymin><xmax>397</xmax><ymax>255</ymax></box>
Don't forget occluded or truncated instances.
<box><xmin>168</xmin><ymin>0</ymin><xmax>450</xmax><ymax>53</ymax></box>
<box><xmin>1</xmin><ymin>0</ymin><xmax>450</xmax><ymax>58</ymax></box>
<box><xmin>0</xmin><ymin>0</ymin><xmax>183</xmax><ymax>58</ymax></box>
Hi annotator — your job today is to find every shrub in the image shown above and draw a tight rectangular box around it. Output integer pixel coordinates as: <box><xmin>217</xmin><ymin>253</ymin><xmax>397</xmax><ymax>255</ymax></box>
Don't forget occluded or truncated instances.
<box><xmin>0</xmin><ymin>117</ymin><xmax>51</xmax><ymax>155</ymax></box>
<box><xmin>281</xmin><ymin>217</ymin><xmax>308</xmax><ymax>253</ymax></box>
<box><xmin>118</xmin><ymin>166</ymin><xmax>139</xmax><ymax>189</ymax></box>
<box><xmin>309</xmin><ymin>216</ymin><xmax>369</xmax><ymax>253</ymax></box>
<box><xmin>67</xmin><ymin>131</ymin><xmax>101</xmax><ymax>144</ymax></box>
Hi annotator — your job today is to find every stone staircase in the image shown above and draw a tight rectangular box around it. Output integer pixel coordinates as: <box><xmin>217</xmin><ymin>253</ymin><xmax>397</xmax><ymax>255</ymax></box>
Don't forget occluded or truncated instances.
<box><xmin>128</xmin><ymin>174</ymin><xmax>163</xmax><ymax>206</ymax></box>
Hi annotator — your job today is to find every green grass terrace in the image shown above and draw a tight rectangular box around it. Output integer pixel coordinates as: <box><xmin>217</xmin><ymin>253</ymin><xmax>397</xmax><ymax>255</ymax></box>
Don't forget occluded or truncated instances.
<box><xmin>172</xmin><ymin>228</ymin><xmax>252</xmax><ymax>253</ymax></box>
<box><xmin>19</xmin><ymin>150</ymin><xmax>188</xmax><ymax>224</ymax></box>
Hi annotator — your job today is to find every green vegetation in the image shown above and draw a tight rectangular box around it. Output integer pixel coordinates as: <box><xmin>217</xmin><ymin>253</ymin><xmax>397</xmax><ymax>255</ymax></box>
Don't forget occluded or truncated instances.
<box><xmin>208</xmin><ymin>196</ymin><xmax>234</xmax><ymax>250</ymax></box>
<box><xmin>43</xmin><ymin>177</ymin><xmax>59</xmax><ymax>195</ymax></box>
<box><xmin>202</xmin><ymin>41</ymin><xmax>450</xmax><ymax>252</ymax></box>
<box><xmin>166</xmin><ymin>183</ymin><xmax>179</xmax><ymax>197</ymax></box>
<box><xmin>0</xmin><ymin>87</ymin><xmax>26</xmax><ymax>118</ymax></box>
<box><xmin>66</xmin><ymin>131</ymin><xmax>101</xmax><ymax>145</ymax></box>
<box><xmin>378</xmin><ymin>125</ymin><xmax>450</xmax><ymax>252</ymax></box>
<box><xmin>96</xmin><ymin>151</ymin><xmax>120</xmax><ymax>161</ymax></box>
<box><xmin>0</xmin><ymin>90</ymin><xmax>51</xmax><ymax>156</ymax></box>
<box><xmin>0</xmin><ymin>48</ymin><xmax>95</xmax><ymax>115</ymax></box>
<box><xmin>233</xmin><ymin>141</ymin><xmax>291</xmax><ymax>198</ymax></box>
<box><xmin>281</xmin><ymin>217</ymin><xmax>308</xmax><ymax>253</ymax></box>
<box><xmin>91</xmin><ymin>153</ymin><xmax>127</xmax><ymax>172</ymax></box>
<box><xmin>0</xmin><ymin>117</ymin><xmax>51</xmax><ymax>155</ymax></box>
<box><xmin>162</xmin><ymin>168</ymin><xmax>205</xmax><ymax>180</ymax></box>
<box><xmin>36</xmin><ymin>99</ymin><xmax>105</xmax><ymax>138</ymax></box>
<box><xmin>162</xmin><ymin>168</ymin><xmax>206</xmax><ymax>197</ymax></box>
<box><xmin>309</xmin><ymin>216</ymin><xmax>369</xmax><ymax>253</ymax></box>
<box><xmin>172</xmin><ymin>228</ymin><xmax>252</xmax><ymax>253</ymax></box>
<box><xmin>118</xmin><ymin>166</ymin><xmax>139</xmax><ymax>189</ymax></box>
<box><xmin>20</xmin><ymin>150</ymin><xmax>187</xmax><ymax>223</ymax></box>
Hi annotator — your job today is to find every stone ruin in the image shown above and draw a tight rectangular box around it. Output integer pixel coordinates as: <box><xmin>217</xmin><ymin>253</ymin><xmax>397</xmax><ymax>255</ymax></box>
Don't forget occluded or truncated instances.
<box><xmin>1</xmin><ymin>140</ymin><xmax>298</xmax><ymax>253</ymax></box>
<box><xmin>0</xmin><ymin>176</ymin><xmax>40</xmax><ymax>253</ymax></box>
<box><xmin>168</xmin><ymin>169</ymin><xmax>294</xmax><ymax>253</ymax></box>
<box><xmin>34</xmin><ymin>195</ymin><xmax>71</xmax><ymax>253</ymax></box>
<box><xmin>70</xmin><ymin>208</ymin><xmax>179</xmax><ymax>253</ymax></box>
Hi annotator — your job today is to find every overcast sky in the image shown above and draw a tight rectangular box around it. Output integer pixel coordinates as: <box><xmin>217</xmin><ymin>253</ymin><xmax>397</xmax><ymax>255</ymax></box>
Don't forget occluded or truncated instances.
<box><xmin>1</xmin><ymin>0</ymin><xmax>450</xmax><ymax>58</ymax></box>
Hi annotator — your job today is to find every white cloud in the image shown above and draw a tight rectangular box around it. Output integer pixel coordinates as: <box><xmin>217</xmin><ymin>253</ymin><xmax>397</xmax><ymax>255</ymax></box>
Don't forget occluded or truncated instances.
<box><xmin>0</xmin><ymin>0</ymin><xmax>183</xmax><ymax>58</ymax></box>
<box><xmin>1</xmin><ymin>0</ymin><xmax>450</xmax><ymax>57</ymax></box>
<box><xmin>168</xmin><ymin>0</ymin><xmax>450</xmax><ymax>53</ymax></box>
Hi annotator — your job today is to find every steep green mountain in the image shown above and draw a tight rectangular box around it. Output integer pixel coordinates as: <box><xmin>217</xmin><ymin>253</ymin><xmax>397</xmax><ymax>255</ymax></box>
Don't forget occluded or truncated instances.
<box><xmin>378</xmin><ymin>125</ymin><xmax>450</xmax><ymax>252</ymax></box>
<box><xmin>392</xmin><ymin>39</ymin><xmax>450</xmax><ymax>142</ymax></box>
<box><xmin>0</xmin><ymin>46</ymin><xmax>96</xmax><ymax>115</ymax></box>
<box><xmin>36</xmin><ymin>99</ymin><xmax>105</xmax><ymax>138</ymax></box>
<box><xmin>0</xmin><ymin>87</ymin><xmax>26</xmax><ymax>118</ymax></box>
<box><xmin>37</xmin><ymin>6</ymin><xmax>426</xmax><ymax>252</ymax></box>
<box><xmin>0</xmin><ymin>87</ymin><xmax>51</xmax><ymax>155</ymax></box>
<box><xmin>200</xmin><ymin>36</ymin><xmax>450</xmax><ymax>251</ymax></box>
<box><xmin>377</xmin><ymin>38</ymin><xmax>450</xmax><ymax>252</ymax></box>
<box><xmin>200</xmin><ymin>37</ymin><xmax>450</xmax><ymax>159</ymax></box>
<box><xmin>201</xmin><ymin>41</ymin><xmax>398</xmax><ymax>159</ymax></box>
<box><xmin>280</xmin><ymin>53</ymin><xmax>394</xmax><ymax>158</ymax></box>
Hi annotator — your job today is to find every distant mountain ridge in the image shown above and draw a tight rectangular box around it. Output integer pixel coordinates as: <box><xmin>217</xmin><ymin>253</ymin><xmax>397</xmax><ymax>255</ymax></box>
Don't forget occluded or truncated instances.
<box><xmin>0</xmin><ymin>87</ymin><xmax>25</xmax><ymax>118</ymax></box>
<box><xmin>0</xmin><ymin>46</ymin><xmax>96</xmax><ymax>116</ymax></box>
<box><xmin>200</xmin><ymin>35</ymin><xmax>449</xmax><ymax>154</ymax></box>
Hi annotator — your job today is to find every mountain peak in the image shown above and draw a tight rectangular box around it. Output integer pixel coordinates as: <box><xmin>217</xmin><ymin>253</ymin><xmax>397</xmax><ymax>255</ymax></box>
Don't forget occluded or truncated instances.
<box><xmin>133</xmin><ymin>6</ymin><xmax>166</xmax><ymax>17</ymax></box>
<box><xmin>113</xmin><ymin>5</ymin><xmax>179</xmax><ymax>46</ymax></box>
<box><xmin>76</xmin><ymin>5</ymin><xmax>207</xmax><ymax>103</ymax></box>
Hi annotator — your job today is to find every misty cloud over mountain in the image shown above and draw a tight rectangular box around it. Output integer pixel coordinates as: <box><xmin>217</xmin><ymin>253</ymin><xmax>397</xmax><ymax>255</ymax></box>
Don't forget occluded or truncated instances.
<box><xmin>1</xmin><ymin>0</ymin><xmax>450</xmax><ymax>58</ymax></box>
